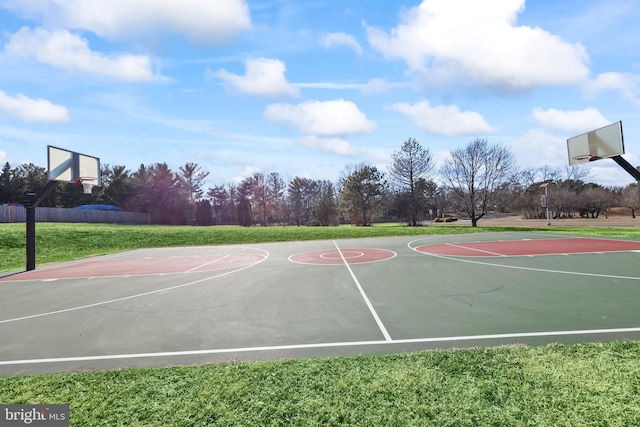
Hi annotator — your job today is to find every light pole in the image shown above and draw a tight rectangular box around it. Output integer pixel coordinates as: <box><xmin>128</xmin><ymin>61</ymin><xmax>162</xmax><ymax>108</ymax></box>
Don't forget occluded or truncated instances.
<box><xmin>539</xmin><ymin>182</ymin><xmax>551</xmax><ymax>226</ymax></box>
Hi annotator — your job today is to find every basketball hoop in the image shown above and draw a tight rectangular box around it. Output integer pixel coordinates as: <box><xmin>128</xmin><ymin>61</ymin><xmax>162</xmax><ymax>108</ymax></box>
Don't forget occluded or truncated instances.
<box><xmin>76</xmin><ymin>177</ymin><xmax>98</xmax><ymax>194</ymax></box>
<box><xmin>571</xmin><ymin>155</ymin><xmax>601</xmax><ymax>164</ymax></box>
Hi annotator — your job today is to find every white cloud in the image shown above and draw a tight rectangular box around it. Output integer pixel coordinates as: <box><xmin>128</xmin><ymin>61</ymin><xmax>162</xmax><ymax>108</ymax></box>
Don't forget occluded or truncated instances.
<box><xmin>0</xmin><ymin>90</ymin><xmax>70</xmax><ymax>123</ymax></box>
<box><xmin>320</xmin><ymin>32</ymin><xmax>363</xmax><ymax>56</ymax></box>
<box><xmin>213</xmin><ymin>58</ymin><xmax>299</xmax><ymax>98</ymax></box>
<box><xmin>531</xmin><ymin>107</ymin><xmax>610</xmax><ymax>133</ymax></box>
<box><xmin>294</xmin><ymin>82</ymin><xmax>363</xmax><ymax>90</ymax></box>
<box><xmin>5</xmin><ymin>27</ymin><xmax>156</xmax><ymax>82</ymax></box>
<box><xmin>299</xmin><ymin>135</ymin><xmax>355</xmax><ymax>156</ymax></box>
<box><xmin>232</xmin><ymin>163</ymin><xmax>269</xmax><ymax>183</ymax></box>
<box><xmin>365</xmin><ymin>0</ymin><xmax>589</xmax><ymax>91</ymax></box>
<box><xmin>509</xmin><ymin>129</ymin><xmax>567</xmax><ymax>169</ymax></box>
<box><xmin>587</xmin><ymin>72</ymin><xmax>637</xmax><ymax>92</ymax></box>
<box><xmin>0</xmin><ymin>149</ymin><xmax>7</xmax><ymax>163</ymax></box>
<box><xmin>431</xmin><ymin>149</ymin><xmax>452</xmax><ymax>171</ymax></box>
<box><xmin>264</xmin><ymin>99</ymin><xmax>376</xmax><ymax>136</ymax></box>
<box><xmin>584</xmin><ymin>72</ymin><xmax>640</xmax><ymax>108</ymax></box>
<box><xmin>361</xmin><ymin>78</ymin><xmax>407</xmax><ymax>94</ymax></box>
<box><xmin>389</xmin><ymin>100</ymin><xmax>493</xmax><ymax>136</ymax></box>
<box><xmin>0</xmin><ymin>0</ymin><xmax>251</xmax><ymax>43</ymax></box>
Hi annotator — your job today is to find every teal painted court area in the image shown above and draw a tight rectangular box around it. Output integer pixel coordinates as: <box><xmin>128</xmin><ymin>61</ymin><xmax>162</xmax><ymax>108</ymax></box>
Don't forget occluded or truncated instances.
<box><xmin>1</xmin><ymin>232</ymin><xmax>639</xmax><ymax>376</ymax></box>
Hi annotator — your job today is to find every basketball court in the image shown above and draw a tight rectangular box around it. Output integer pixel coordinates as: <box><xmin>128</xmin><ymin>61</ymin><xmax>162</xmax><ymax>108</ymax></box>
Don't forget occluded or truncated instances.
<box><xmin>2</xmin><ymin>125</ymin><xmax>639</xmax><ymax>376</ymax></box>
<box><xmin>1</xmin><ymin>232</ymin><xmax>640</xmax><ymax>376</ymax></box>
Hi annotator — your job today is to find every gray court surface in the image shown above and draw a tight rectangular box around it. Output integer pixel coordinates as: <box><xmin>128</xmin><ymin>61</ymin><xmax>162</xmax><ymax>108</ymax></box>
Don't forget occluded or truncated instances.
<box><xmin>1</xmin><ymin>232</ymin><xmax>640</xmax><ymax>376</ymax></box>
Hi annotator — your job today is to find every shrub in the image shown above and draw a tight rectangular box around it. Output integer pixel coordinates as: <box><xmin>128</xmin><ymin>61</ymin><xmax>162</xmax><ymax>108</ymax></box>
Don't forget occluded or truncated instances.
<box><xmin>433</xmin><ymin>216</ymin><xmax>458</xmax><ymax>223</ymax></box>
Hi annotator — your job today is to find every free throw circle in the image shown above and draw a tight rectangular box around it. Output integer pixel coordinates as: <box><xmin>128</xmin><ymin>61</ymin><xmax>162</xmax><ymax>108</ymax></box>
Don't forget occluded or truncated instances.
<box><xmin>289</xmin><ymin>248</ymin><xmax>396</xmax><ymax>265</ymax></box>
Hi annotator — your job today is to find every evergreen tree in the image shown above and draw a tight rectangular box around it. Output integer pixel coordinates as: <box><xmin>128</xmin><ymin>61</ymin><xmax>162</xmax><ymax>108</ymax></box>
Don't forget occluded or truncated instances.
<box><xmin>388</xmin><ymin>138</ymin><xmax>434</xmax><ymax>226</ymax></box>
<box><xmin>340</xmin><ymin>164</ymin><xmax>388</xmax><ymax>225</ymax></box>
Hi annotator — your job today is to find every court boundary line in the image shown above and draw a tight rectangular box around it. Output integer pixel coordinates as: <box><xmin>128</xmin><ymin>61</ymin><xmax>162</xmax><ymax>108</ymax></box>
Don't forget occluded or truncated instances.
<box><xmin>2</xmin><ymin>326</ymin><xmax>639</xmax><ymax>367</ymax></box>
<box><xmin>0</xmin><ymin>249</ymin><xmax>269</xmax><ymax>325</ymax></box>
<box><xmin>333</xmin><ymin>240</ymin><xmax>392</xmax><ymax>341</ymax></box>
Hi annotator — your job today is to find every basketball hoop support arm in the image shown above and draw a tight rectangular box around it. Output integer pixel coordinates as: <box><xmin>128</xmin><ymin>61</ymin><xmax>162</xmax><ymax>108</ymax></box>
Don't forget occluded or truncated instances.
<box><xmin>611</xmin><ymin>155</ymin><xmax>640</xmax><ymax>208</ymax></box>
<box><xmin>24</xmin><ymin>180</ymin><xmax>58</xmax><ymax>271</ymax></box>
<box><xmin>611</xmin><ymin>155</ymin><xmax>640</xmax><ymax>181</ymax></box>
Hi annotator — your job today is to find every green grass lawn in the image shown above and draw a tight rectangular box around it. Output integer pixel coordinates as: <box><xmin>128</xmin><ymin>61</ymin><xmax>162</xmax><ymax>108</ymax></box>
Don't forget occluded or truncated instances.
<box><xmin>1</xmin><ymin>222</ymin><xmax>640</xmax><ymax>425</ymax></box>
<box><xmin>1</xmin><ymin>342</ymin><xmax>639</xmax><ymax>426</ymax></box>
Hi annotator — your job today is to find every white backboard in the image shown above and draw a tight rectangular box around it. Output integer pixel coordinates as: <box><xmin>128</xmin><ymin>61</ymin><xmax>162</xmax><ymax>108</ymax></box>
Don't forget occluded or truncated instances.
<box><xmin>48</xmin><ymin>145</ymin><xmax>101</xmax><ymax>185</ymax></box>
<box><xmin>567</xmin><ymin>121</ymin><xmax>624</xmax><ymax>165</ymax></box>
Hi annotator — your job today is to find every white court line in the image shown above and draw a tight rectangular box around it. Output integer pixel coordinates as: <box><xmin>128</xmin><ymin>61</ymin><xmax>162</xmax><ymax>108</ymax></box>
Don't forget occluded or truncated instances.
<box><xmin>0</xmin><ymin>249</ymin><xmax>269</xmax><ymax>325</ymax></box>
<box><xmin>320</xmin><ymin>251</ymin><xmax>365</xmax><ymax>260</ymax></box>
<box><xmin>333</xmin><ymin>241</ymin><xmax>392</xmax><ymax>341</ymax></box>
<box><xmin>184</xmin><ymin>254</ymin><xmax>231</xmax><ymax>273</ymax></box>
<box><xmin>445</xmin><ymin>243</ymin><xmax>506</xmax><ymax>256</ymax></box>
<box><xmin>2</xmin><ymin>326</ymin><xmax>640</xmax><ymax>367</ymax></box>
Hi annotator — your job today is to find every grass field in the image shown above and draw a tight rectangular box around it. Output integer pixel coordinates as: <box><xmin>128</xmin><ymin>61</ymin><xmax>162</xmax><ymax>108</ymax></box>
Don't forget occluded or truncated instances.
<box><xmin>1</xmin><ymin>341</ymin><xmax>639</xmax><ymax>426</ymax></box>
<box><xmin>1</xmin><ymin>222</ymin><xmax>640</xmax><ymax>425</ymax></box>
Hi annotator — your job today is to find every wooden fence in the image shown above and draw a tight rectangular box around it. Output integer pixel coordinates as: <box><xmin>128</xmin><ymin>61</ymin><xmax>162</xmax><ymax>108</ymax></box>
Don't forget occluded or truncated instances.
<box><xmin>0</xmin><ymin>206</ymin><xmax>150</xmax><ymax>224</ymax></box>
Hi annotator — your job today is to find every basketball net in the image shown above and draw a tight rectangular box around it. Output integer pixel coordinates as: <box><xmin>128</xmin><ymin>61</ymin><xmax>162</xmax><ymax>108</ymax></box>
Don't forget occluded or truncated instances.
<box><xmin>572</xmin><ymin>155</ymin><xmax>601</xmax><ymax>164</ymax></box>
<box><xmin>77</xmin><ymin>177</ymin><xmax>97</xmax><ymax>194</ymax></box>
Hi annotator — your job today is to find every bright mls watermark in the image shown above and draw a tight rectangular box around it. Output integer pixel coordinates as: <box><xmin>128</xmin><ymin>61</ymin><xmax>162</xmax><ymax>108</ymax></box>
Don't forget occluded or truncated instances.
<box><xmin>0</xmin><ymin>405</ymin><xmax>69</xmax><ymax>426</ymax></box>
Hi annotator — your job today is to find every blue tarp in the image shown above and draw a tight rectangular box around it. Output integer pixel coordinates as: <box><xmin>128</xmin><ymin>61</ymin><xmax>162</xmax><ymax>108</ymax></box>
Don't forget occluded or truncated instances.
<box><xmin>73</xmin><ymin>204</ymin><xmax>123</xmax><ymax>211</ymax></box>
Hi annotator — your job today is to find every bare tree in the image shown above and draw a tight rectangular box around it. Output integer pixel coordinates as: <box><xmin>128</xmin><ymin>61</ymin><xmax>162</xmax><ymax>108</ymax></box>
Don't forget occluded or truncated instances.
<box><xmin>565</xmin><ymin>165</ymin><xmax>591</xmax><ymax>183</ymax></box>
<box><xmin>579</xmin><ymin>186</ymin><xmax>616</xmax><ymax>218</ymax></box>
<box><xmin>251</xmin><ymin>172</ymin><xmax>269</xmax><ymax>226</ymax></box>
<box><xmin>621</xmin><ymin>183</ymin><xmax>640</xmax><ymax>218</ymax></box>
<box><xmin>388</xmin><ymin>138</ymin><xmax>434</xmax><ymax>226</ymax></box>
<box><xmin>236</xmin><ymin>178</ymin><xmax>253</xmax><ymax>226</ymax></box>
<box><xmin>207</xmin><ymin>184</ymin><xmax>228</xmax><ymax>224</ymax></box>
<box><xmin>511</xmin><ymin>167</ymin><xmax>562</xmax><ymax>219</ymax></box>
<box><xmin>550</xmin><ymin>186</ymin><xmax>582</xmax><ymax>218</ymax></box>
<box><xmin>267</xmin><ymin>172</ymin><xmax>285</xmax><ymax>224</ymax></box>
<box><xmin>226</xmin><ymin>183</ymin><xmax>238</xmax><ymax>224</ymax></box>
<box><xmin>440</xmin><ymin>138</ymin><xmax>516</xmax><ymax>227</ymax></box>
<box><xmin>315</xmin><ymin>180</ymin><xmax>339</xmax><ymax>226</ymax></box>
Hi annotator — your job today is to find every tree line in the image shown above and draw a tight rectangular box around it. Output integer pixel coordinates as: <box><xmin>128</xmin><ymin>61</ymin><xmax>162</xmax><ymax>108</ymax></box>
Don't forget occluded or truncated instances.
<box><xmin>1</xmin><ymin>138</ymin><xmax>638</xmax><ymax>226</ymax></box>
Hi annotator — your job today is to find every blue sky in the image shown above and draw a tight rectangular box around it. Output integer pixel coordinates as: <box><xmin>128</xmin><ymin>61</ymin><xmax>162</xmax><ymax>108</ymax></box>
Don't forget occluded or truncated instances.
<box><xmin>1</xmin><ymin>0</ymin><xmax>639</xmax><ymax>189</ymax></box>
